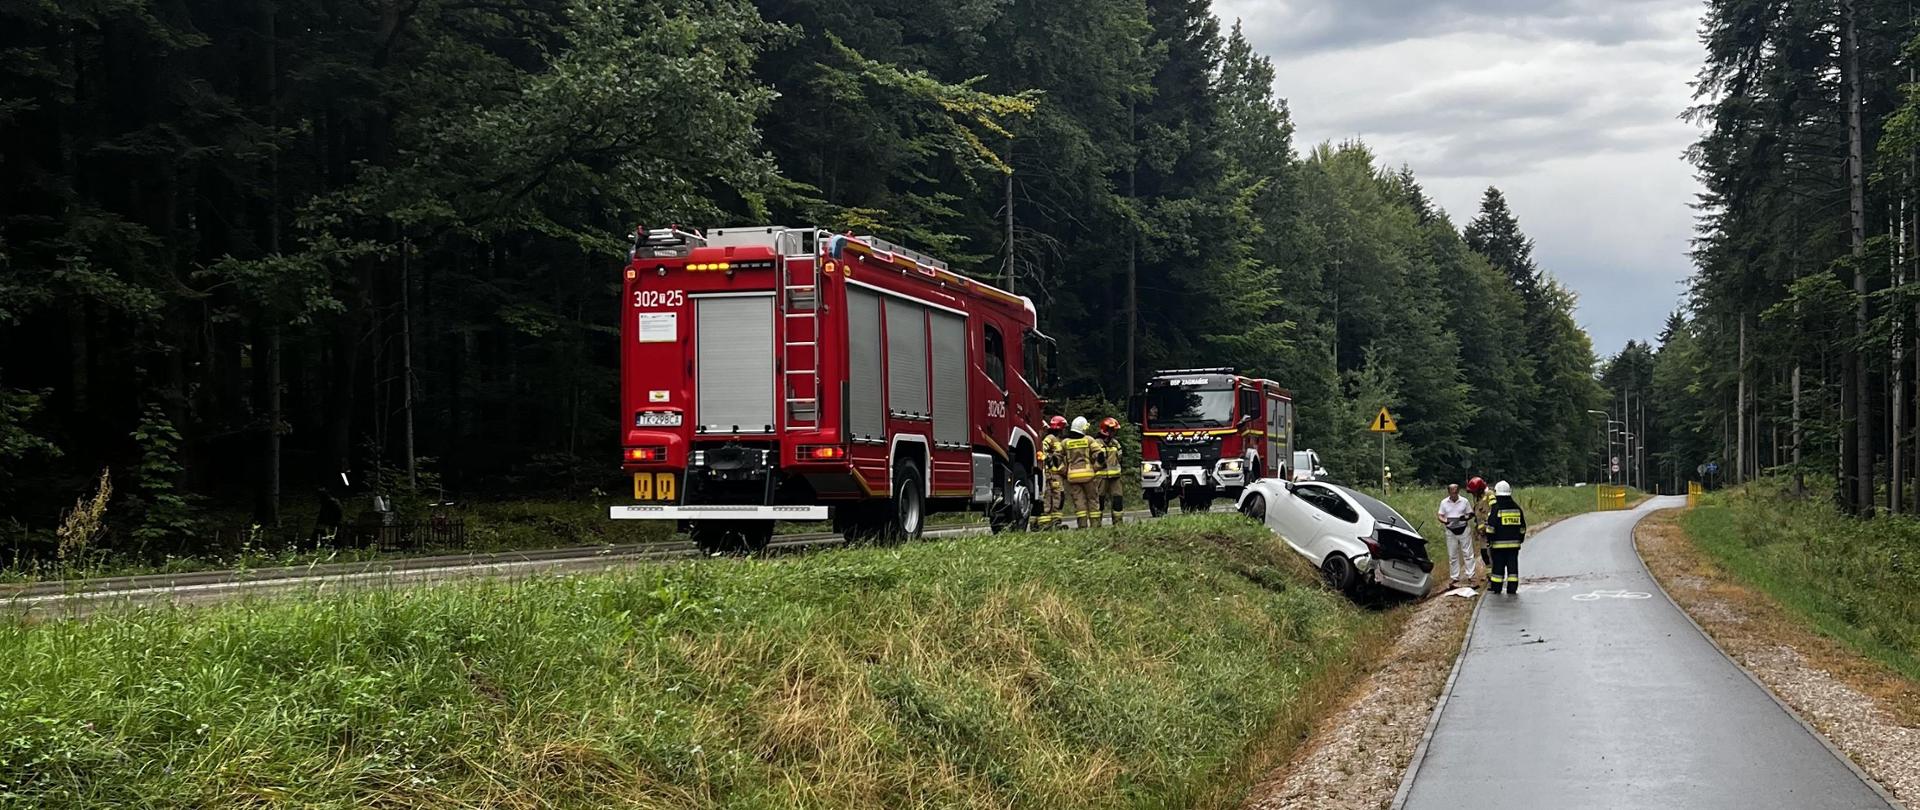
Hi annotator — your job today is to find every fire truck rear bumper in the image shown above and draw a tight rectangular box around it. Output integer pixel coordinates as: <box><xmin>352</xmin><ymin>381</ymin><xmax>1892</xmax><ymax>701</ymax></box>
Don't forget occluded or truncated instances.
<box><xmin>609</xmin><ymin>505</ymin><xmax>830</xmax><ymax>521</ymax></box>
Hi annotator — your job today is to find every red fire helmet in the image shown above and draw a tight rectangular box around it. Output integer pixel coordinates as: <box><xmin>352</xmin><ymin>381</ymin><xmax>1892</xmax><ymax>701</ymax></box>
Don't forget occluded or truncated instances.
<box><xmin>1465</xmin><ymin>476</ymin><xmax>1488</xmax><ymax>494</ymax></box>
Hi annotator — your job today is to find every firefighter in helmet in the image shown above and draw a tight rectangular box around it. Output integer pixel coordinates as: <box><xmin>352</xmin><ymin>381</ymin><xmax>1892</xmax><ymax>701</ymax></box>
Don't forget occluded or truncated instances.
<box><xmin>1094</xmin><ymin>416</ymin><xmax>1125</xmax><ymax>526</ymax></box>
<box><xmin>1062</xmin><ymin>416</ymin><xmax>1099</xmax><ymax>529</ymax></box>
<box><xmin>1480</xmin><ymin>480</ymin><xmax>1528</xmax><ymax>595</ymax></box>
<box><xmin>1466</xmin><ymin>476</ymin><xmax>1491</xmax><ymax>582</ymax></box>
<box><xmin>1037</xmin><ymin>415</ymin><xmax>1069</xmax><ymax>529</ymax></box>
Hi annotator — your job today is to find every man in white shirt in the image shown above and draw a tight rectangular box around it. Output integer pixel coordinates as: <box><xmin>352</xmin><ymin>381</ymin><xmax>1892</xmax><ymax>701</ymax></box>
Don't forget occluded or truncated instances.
<box><xmin>1436</xmin><ymin>483</ymin><xmax>1476</xmax><ymax>586</ymax></box>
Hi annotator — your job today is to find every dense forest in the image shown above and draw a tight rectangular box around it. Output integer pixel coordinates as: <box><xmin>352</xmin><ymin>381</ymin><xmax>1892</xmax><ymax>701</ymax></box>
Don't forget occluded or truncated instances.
<box><xmin>1647</xmin><ymin>0</ymin><xmax>1920</xmax><ymax>514</ymax></box>
<box><xmin>0</xmin><ymin>0</ymin><xmax>1604</xmax><ymax>558</ymax></box>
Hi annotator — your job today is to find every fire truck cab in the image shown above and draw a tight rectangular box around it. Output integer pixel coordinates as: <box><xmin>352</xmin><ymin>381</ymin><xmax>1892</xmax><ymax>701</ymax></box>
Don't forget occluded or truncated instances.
<box><xmin>614</xmin><ymin>225</ymin><xmax>1055</xmax><ymax>552</ymax></box>
<box><xmin>1132</xmin><ymin>368</ymin><xmax>1295</xmax><ymax>515</ymax></box>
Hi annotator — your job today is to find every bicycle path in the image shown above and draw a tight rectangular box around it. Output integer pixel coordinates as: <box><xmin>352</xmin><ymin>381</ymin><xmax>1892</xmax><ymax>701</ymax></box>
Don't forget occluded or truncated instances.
<box><xmin>1398</xmin><ymin>496</ymin><xmax>1897</xmax><ymax>810</ymax></box>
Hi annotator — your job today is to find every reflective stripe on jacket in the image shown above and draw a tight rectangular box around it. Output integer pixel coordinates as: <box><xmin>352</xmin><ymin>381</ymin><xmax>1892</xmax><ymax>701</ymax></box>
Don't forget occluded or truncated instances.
<box><xmin>1486</xmin><ymin>499</ymin><xmax>1527</xmax><ymax>548</ymax></box>
<box><xmin>1063</xmin><ymin>433</ymin><xmax>1097</xmax><ymax>482</ymax></box>
<box><xmin>1040</xmin><ymin>434</ymin><xmax>1066</xmax><ymax>473</ymax></box>
<box><xmin>1094</xmin><ymin>435</ymin><xmax>1123</xmax><ymax>478</ymax></box>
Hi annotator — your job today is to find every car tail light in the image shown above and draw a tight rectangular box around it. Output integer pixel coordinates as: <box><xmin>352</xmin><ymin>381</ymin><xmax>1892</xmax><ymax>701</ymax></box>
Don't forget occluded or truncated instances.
<box><xmin>627</xmin><ymin>446</ymin><xmax>667</xmax><ymax>462</ymax></box>
<box><xmin>1360</xmin><ymin>535</ymin><xmax>1381</xmax><ymax>555</ymax></box>
<box><xmin>799</xmin><ymin>444</ymin><xmax>846</xmax><ymax>460</ymax></box>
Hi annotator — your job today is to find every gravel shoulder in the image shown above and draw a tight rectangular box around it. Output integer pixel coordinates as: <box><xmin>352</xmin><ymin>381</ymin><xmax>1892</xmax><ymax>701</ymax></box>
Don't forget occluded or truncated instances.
<box><xmin>1239</xmin><ymin>587</ymin><xmax>1475</xmax><ymax>810</ymax></box>
<box><xmin>1637</xmin><ymin>507</ymin><xmax>1920</xmax><ymax>805</ymax></box>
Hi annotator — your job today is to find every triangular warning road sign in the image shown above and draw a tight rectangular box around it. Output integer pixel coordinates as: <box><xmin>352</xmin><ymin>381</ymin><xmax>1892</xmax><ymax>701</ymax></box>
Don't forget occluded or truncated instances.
<box><xmin>1369</xmin><ymin>407</ymin><xmax>1398</xmax><ymax>433</ymax></box>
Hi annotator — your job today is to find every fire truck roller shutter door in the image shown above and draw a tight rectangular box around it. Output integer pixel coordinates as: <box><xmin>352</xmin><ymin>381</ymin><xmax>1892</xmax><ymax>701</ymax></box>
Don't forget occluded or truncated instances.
<box><xmin>886</xmin><ymin>299</ymin><xmax>928</xmax><ymax>417</ymax></box>
<box><xmin>696</xmin><ymin>295</ymin><xmax>775</xmax><ymax>433</ymax></box>
<box><xmin>929</xmin><ymin>311</ymin><xmax>968</xmax><ymax>446</ymax></box>
<box><xmin>847</xmin><ymin>289</ymin><xmax>885</xmax><ymax>439</ymax></box>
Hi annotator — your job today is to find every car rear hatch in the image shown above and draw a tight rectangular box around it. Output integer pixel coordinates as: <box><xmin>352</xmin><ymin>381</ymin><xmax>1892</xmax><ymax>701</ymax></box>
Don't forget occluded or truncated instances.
<box><xmin>1373</xmin><ymin>523</ymin><xmax>1433</xmax><ymax>570</ymax></box>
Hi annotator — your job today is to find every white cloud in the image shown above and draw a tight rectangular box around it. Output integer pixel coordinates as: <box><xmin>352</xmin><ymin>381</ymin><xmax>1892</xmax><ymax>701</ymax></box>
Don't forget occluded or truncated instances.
<box><xmin>1219</xmin><ymin>0</ymin><xmax>1705</xmax><ymax>355</ymax></box>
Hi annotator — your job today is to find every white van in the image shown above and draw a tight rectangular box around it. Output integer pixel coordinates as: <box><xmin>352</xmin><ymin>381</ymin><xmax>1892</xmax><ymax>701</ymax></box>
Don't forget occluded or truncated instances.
<box><xmin>1291</xmin><ymin>449</ymin><xmax>1327</xmax><ymax>482</ymax></box>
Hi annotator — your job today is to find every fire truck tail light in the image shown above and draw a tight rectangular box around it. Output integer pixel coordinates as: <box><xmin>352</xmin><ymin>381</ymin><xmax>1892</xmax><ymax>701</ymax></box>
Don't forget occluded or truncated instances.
<box><xmin>627</xmin><ymin>446</ymin><xmax>667</xmax><ymax>462</ymax></box>
<box><xmin>799</xmin><ymin>445</ymin><xmax>845</xmax><ymax>460</ymax></box>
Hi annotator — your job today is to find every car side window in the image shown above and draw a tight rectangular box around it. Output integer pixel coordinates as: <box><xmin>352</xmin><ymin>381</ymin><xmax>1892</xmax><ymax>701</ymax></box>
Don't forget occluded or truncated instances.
<box><xmin>1295</xmin><ymin>485</ymin><xmax>1332</xmax><ymax>512</ymax></box>
<box><xmin>1299</xmin><ymin>485</ymin><xmax>1359</xmax><ymax>523</ymax></box>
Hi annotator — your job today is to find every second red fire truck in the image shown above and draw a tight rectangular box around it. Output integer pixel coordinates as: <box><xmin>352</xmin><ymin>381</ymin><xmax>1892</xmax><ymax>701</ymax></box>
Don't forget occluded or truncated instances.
<box><xmin>1133</xmin><ymin>368</ymin><xmax>1296</xmax><ymax>515</ymax></box>
<box><xmin>613</xmin><ymin>225</ymin><xmax>1056</xmax><ymax>552</ymax></box>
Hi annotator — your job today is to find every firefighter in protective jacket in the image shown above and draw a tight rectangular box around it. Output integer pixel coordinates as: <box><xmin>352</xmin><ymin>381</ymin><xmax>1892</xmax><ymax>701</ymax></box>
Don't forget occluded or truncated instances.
<box><xmin>1480</xmin><ymin>480</ymin><xmax>1527</xmax><ymax>595</ymax></box>
<box><xmin>1094</xmin><ymin>417</ymin><xmax>1125</xmax><ymax>526</ymax></box>
<box><xmin>1037</xmin><ymin>416</ymin><xmax>1068</xmax><ymax>529</ymax></box>
<box><xmin>1062</xmin><ymin>417</ymin><xmax>1099</xmax><ymax>529</ymax></box>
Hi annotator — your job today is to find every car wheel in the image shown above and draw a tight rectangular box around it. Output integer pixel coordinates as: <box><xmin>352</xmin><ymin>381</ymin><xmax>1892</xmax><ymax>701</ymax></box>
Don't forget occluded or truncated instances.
<box><xmin>1321</xmin><ymin>553</ymin><xmax>1358</xmax><ymax>594</ymax></box>
<box><xmin>1239</xmin><ymin>491</ymin><xmax>1267</xmax><ymax>522</ymax></box>
<box><xmin>1147</xmin><ymin>490</ymin><xmax>1169</xmax><ymax>517</ymax></box>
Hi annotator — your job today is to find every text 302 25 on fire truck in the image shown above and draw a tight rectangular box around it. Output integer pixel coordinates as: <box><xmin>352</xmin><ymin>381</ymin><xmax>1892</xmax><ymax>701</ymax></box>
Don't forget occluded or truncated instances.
<box><xmin>615</xmin><ymin>226</ymin><xmax>1056</xmax><ymax>553</ymax></box>
<box><xmin>1132</xmin><ymin>368</ymin><xmax>1295</xmax><ymax>515</ymax></box>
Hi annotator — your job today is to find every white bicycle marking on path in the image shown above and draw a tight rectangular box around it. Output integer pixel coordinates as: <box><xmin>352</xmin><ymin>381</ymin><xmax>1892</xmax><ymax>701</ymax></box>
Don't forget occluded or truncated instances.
<box><xmin>1572</xmin><ymin>589</ymin><xmax>1653</xmax><ymax>601</ymax></box>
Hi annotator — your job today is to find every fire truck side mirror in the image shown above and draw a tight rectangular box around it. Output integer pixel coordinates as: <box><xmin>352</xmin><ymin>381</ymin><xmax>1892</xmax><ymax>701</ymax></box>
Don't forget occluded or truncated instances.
<box><xmin>1125</xmin><ymin>394</ymin><xmax>1143</xmax><ymax>425</ymax></box>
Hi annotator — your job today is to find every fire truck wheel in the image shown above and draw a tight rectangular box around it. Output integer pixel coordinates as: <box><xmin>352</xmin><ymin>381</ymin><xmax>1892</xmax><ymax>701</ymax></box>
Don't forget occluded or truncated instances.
<box><xmin>737</xmin><ymin>520</ymin><xmax>773</xmax><ymax>554</ymax></box>
<box><xmin>691</xmin><ymin>523</ymin><xmax>730</xmax><ymax>555</ymax></box>
<box><xmin>1180</xmin><ymin>487</ymin><xmax>1213</xmax><ymax>513</ymax></box>
<box><xmin>989</xmin><ymin>462</ymin><xmax>1034</xmax><ymax>534</ymax></box>
<box><xmin>1146</xmin><ymin>490</ymin><xmax>1169</xmax><ymax>518</ymax></box>
<box><xmin>884</xmin><ymin>462</ymin><xmax>926</xmax><ymax>544</ymax></box>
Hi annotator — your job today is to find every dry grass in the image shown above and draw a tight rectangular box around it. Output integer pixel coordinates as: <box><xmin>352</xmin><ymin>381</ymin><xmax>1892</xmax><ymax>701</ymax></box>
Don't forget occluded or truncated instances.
<box><xmin>1639</xmin><ymin>508</ymin><xmax>1920</xmax><ymax>802</ymax></box>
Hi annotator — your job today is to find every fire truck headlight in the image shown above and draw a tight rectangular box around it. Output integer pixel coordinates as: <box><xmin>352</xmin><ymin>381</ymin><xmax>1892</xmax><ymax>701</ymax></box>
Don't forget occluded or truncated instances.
<box><xmin>1221</xmin><ymin>459</ymin><xmax>1242</xmax><ymax>472</ymax></box>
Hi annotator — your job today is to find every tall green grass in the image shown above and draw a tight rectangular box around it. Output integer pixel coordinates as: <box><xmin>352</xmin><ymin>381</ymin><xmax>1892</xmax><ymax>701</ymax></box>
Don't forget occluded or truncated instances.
<box><xmin>0</xmin><ymin>516</ymin><xmax>1377</xmax><ymax>809</ymax></box>
<box><xmin>1681</xmin><ymin>482</ymin><xmax>1920</xmax><ymax>683</ymax></box>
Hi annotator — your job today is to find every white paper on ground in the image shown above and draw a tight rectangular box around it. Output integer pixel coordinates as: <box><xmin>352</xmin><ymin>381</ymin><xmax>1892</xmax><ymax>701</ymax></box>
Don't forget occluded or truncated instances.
<box><xmin>1443</xmin><ymin>587</ymin><xmax>1477</xmax><ymax>598</ymax></box>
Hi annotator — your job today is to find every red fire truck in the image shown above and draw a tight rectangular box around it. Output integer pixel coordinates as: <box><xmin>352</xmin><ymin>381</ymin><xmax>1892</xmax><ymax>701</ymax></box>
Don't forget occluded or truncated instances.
<box><xmin>1132</xmin><ymin>368</ymin><xmax>1296</xmax><ymax>515</ymax></box>
<box><xmin>613</xmin><ymin>225</ymin><xmax>1056</xmax><ymax>552</ymax></box>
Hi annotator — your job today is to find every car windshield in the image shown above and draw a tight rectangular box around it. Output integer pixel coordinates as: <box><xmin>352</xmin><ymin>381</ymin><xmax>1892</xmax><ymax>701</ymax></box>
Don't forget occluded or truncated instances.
<box><xmin>1339</xmin><ymin>486</ymin><xmax>1417</xmax><ymax>532</ymax></box>
<box><xmin>1144</xmin><ymin>387</ymin><xmax>1235</xmax><ymax>427</ymax></box>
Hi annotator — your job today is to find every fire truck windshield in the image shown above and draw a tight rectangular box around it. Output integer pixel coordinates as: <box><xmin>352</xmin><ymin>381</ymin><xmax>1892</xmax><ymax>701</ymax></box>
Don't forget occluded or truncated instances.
<box><xmin>1144</xmin><ymin>387</ymin><xmax>1235</xmax><ymax>428</ymax></box>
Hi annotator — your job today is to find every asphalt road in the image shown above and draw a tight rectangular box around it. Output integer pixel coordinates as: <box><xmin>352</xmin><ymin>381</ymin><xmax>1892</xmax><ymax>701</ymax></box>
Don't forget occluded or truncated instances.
<box><xmin>1399</xmin><ymin>496</ymin><xmax>1898</xmax><ymax>810</ymax></box>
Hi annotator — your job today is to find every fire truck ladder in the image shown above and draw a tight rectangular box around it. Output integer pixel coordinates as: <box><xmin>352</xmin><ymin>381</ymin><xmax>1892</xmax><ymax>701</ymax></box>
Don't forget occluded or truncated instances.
<box><xmin>780</xmin><ymin>230</ymin><xmax>823</xmax><ymax>430</ymax></box>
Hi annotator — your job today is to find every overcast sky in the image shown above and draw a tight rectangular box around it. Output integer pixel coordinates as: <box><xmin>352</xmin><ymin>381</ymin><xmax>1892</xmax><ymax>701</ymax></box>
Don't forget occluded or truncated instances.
<box><xmin>1214</xmin><ymin>0</ymin><xmax>1706</xmax><ymax>357</ymax></box>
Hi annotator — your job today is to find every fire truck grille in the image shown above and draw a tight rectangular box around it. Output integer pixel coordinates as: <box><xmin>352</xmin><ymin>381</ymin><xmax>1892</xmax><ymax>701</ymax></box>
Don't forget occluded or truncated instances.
<box><xmin>1156</xmin><ymin>437</ymin><xmax>1221</xmax><ymax>465</ymax></box>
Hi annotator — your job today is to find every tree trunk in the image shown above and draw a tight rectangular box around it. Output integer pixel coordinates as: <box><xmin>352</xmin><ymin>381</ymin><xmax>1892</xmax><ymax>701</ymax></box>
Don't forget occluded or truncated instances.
<box><xmin>1004</xmin><ymin>140</ymin><xmax>1015</xmax><ymax>293</ymax></box>
<box><xmin>1893</xmin><ymin>201</ymin><xmax>1905</xmax><ymax>513</ymax></box>
<box><xmin>400</xmin><ymin>239</ymin><xmax>418</xmax><ymax>491</ymax></box>
<box><xmin>252</xmin><ymin>0</ymin><xmax>282</xmax><ymax>527</ymax></box>
<box><xmin>1844</xmin><ymin>0</ymin><xmax>1873</xmax><ymax>515</ymax></box>
<box><xmin>1124</xmin><ymin>99</ymin><xmax>1138</xmax><ymax>394</ymax></box>
<box><xmin>1737</xmin><ymin>313</ymin><xmax>1747</xmax><ymax>485</ymax></box>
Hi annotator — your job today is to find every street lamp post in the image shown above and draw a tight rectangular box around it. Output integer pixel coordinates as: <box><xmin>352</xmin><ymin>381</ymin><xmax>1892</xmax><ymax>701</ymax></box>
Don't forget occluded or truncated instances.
<box><xmin>1587</xmin><ymin>409</ymin><xmax>1613</xmax><ymax>485</ymax></box>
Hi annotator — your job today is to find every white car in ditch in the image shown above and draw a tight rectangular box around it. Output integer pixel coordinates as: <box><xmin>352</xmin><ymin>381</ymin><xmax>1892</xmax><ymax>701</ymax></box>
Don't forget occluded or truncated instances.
<box><xmin>1236</xmin><ymin>479</ymin><xmax>1434</xmax><ymax>599</ymax></box>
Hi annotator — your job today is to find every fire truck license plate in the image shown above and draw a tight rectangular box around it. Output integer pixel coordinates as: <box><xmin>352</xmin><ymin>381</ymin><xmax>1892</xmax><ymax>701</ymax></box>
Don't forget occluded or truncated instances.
<box><xmin>634</xmin><ymin>411</ymin><xmax>682</xmax><ymax>427</ymax></box>
<box><xmin>633</xmin><ymin>472</ymin><xmax>678</xmax><ymax>502</ymax></box>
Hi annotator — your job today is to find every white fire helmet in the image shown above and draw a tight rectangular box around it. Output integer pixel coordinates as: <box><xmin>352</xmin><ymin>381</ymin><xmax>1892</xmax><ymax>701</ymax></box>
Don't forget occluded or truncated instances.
<box><xmin>1494</xmin><ymin>480</ymin><xmax>1513</xmax><ymax>497</ymax></box>
<box><xmin>1070</xmin><ymin>416</ymin><xmax>1091</xmax><ymax>434</ymax></box>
